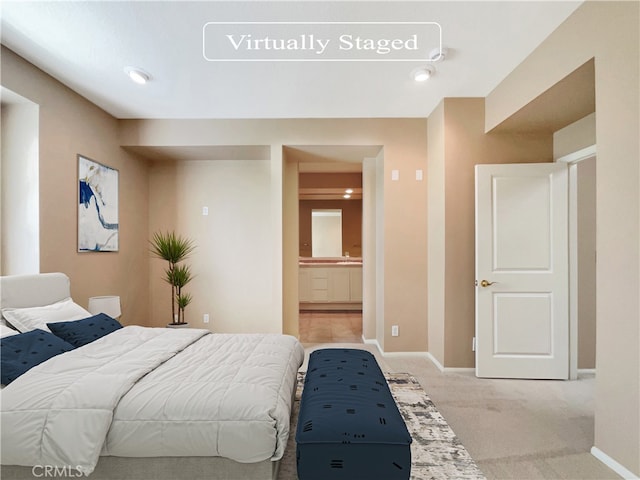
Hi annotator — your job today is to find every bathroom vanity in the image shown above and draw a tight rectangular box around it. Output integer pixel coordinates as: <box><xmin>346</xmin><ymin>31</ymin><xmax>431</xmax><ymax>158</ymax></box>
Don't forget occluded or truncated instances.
<box><xmin>299</xmin><ymin>258</ymin><xmax>362</xmax><ymax>311</ymax></box>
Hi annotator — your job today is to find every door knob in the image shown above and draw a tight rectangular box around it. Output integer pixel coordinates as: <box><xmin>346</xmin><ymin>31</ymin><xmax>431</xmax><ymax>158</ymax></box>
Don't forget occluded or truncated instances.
<box><xmin>479</xmin><ymin>280</ymin><xmax>496</xmax><ymax>288</ymax></box>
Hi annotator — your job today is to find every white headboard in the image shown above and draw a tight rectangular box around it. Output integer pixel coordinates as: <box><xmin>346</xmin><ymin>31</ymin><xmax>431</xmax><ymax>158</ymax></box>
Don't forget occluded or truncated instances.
<box><xmin>0</xmin><ymin>273</ymin><xmax>71</xmax><ymax>310</ymax></box>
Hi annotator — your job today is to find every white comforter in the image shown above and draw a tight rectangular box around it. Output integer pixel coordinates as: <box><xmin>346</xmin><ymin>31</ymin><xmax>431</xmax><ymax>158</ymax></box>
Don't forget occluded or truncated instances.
<box><xmin>0</xmin><ymin>326</ymin><xmax>304</xmax><ymax>475</ymax></box>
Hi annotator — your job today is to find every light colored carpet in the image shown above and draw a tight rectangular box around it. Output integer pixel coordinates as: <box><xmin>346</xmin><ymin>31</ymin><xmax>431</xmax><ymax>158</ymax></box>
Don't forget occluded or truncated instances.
<box><xmin>300</xmin><ymin>343</ymin><xmax>621</xmax><ymax>480</ymax></box>
<box><xmin>278</xmin><ymin>371</ymin><xmax>486</xmax><ymax>480</ymax></box>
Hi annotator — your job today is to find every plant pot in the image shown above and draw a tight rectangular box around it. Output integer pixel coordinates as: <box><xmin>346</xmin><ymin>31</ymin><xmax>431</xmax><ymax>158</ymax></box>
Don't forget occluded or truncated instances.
<box><xmin>166</xmin><ymin>323</ymin><xmax>190</xmax><ymax>329</ymax></box>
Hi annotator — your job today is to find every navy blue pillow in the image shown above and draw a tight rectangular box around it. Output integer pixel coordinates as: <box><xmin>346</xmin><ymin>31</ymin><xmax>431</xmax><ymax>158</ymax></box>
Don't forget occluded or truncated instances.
<box><xmin>47</xmin><ymin>313</ymin><xmax>122</xmax><ymax>348</ymax></box>
<box><xmin>1</xmin><ymin>329</ymin><xmax>74</xmax><ymax>385</ymax></box>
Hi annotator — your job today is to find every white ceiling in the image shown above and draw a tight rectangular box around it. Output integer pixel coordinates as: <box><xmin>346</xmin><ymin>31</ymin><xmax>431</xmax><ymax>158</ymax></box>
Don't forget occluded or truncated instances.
<box><xmin>1</xmin><ymin>1</ymin><xmax>582</xmax><ymax>120</ymax></box>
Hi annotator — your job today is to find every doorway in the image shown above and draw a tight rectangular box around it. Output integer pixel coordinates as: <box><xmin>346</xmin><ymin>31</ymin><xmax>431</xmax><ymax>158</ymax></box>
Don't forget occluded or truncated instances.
<box><xmin>281</xmin><ymin>144</ymin><xmax>383</xmax><ymax>344</ymax></box>
<box><xmin>474</xmin><ymin>147</ymin><xmax>597</xmax><ymax>379</ymax></box>
<box><xmin>298</xmin><ymin>170</ymin><xmax>363</xmax><ymax>344</ymax></box>
<box><xmin>563</xmin><ymin>147</ymin><xmax>597</xmax><ymax>377</ymax></box>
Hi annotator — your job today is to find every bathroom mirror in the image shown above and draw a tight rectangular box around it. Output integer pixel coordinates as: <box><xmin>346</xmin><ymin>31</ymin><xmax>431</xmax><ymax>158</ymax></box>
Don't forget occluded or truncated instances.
<box><xmin>311</xmin><ymin>209</ymin><xmax>342</xmax><ymax>257</ymax></box>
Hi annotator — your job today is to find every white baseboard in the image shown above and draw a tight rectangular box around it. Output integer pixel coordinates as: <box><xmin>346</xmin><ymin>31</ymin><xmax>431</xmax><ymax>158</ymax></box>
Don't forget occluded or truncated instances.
<box><xmin>444</xmin><ymin>367</ymin><xmax>476</xmax><ymax>374</ymax></box>
<box><xmin>426</xmin><ymin>352</ymin><xmax>445</xmax><ymax>372</ymax></box>
<box><xmin>591</xmin><ymin>446</ymin><xmax>639</xmax><ymax>479</ymax></box>
<box><xmin>362</xmin><ymin>336</ymin><xmax>382</xmax><ymax>354</ymax></box>
<box><xmin>361</xmin><ymin>337</ymin><xmax>429</xmax><ymax>358</ymax></box>
<box><xmin>425</xmin><ymin>353</ymin><xmax>476</xmax><ymax>374</ymax></box>
<box><xmin>578</xmin><ymin>368</ymin><xmax>596</xmax><ymax>375</ymax></box>
<box><xmin>382</xmin><ymin>351</ymin><xmax>429</xmax><ymax>358</ymax></box>
<box><xmin>358</xmin><ymin>342</ymin><xmax>475</xmax><ymax>373</ymax></box>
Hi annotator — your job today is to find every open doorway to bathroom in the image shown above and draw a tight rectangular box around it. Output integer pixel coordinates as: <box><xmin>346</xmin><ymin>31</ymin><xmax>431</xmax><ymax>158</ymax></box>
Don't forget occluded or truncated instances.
<box><xmin>298</xmin><ymin>171</ymin><xmax>363</xmax><ymax>343</ymax></box>
<box><xmin>290</xmin><ymin>147</ymin><xmax>367</xmax><ymax>344</ymax></box>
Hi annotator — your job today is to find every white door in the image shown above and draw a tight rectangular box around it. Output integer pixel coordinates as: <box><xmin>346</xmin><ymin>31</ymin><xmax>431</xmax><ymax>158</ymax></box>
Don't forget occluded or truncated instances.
<box><xmin>475</xmin><ymin>163</ymin><xmax>569</xmax><ymax>379</ymax></box>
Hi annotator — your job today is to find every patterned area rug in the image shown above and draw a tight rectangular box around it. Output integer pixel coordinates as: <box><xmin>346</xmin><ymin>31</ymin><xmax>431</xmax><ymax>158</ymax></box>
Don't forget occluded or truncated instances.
<box><xmin>278</xmin><ymin>372</ymin><xmax>486</xmax><ymax>480</ymax></box>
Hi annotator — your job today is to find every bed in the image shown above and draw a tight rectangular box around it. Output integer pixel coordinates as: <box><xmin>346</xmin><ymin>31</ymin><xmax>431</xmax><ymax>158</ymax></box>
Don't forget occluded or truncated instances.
<box><xmin>0</xmin><ymin>273</ymin><xmax>305</xmax><ymax>480</ymax></box>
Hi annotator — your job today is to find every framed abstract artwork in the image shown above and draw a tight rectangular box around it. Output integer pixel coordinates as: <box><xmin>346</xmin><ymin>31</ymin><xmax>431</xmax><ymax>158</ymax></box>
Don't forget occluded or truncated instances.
<box><xmin>78</xmin><ymin>155</ymin><xmax>119</xmax><ymax>252</ymax></box>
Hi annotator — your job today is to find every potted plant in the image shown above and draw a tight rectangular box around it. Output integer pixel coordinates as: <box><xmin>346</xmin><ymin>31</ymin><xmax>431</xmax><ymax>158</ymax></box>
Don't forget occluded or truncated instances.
<box><xmin>150</xmin><ymin>231</ymin><xmax>195</xmax><ymax>327</ymax></box>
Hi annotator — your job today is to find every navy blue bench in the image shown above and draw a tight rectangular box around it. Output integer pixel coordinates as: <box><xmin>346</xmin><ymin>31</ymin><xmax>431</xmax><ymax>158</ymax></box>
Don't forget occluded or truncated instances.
<box><xmin>295</xmin><ymin>348</ymin><xmax>412</xmax><ymax>480</ymax></box>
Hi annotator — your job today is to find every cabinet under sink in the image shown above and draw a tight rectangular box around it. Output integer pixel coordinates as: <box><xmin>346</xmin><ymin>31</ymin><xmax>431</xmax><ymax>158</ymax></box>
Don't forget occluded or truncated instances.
<box><xmin>299</xmin><ymin>264</ymin><xmax>362</xmax><ymax>311</ymax></box>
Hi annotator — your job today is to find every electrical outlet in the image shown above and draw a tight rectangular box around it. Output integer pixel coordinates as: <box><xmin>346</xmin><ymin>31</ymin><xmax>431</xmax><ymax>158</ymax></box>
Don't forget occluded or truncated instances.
<box><xmin>203</xmin><ymin>313</ymin><xmax>210</xmax><ymax>324</ymax></box>
<box><xmin>391</xmin><ymin>325</ymin><xmax>399</xmax><ymax>337</ymax></box>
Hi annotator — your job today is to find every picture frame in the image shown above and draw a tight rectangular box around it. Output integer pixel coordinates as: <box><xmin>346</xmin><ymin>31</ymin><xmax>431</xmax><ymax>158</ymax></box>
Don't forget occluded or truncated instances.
<box><xmin>78</xmin><ymin>154</ymin><xmax>119</xmax><ymax>252</ymax></box>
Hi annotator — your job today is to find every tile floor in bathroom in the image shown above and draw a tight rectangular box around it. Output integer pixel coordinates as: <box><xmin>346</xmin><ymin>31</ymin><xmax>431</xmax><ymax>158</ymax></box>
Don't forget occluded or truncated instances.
<box><xmin>298</xmin><ymin>311</ymin><xmax>363</xmax><ymax>344</ymax></box>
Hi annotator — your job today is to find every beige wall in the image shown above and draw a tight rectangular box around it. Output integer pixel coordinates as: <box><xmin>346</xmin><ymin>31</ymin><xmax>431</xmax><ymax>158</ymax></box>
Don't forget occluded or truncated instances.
<box><xmin>486</xmin><ymin>2</ymin><xmax>639</xmax><ymax>474</ymax></box>
<box><xmin>147</xmin><ymin>157</ymin><xmax>286</xmax><ymax>333</ymax></box>
<box><xmin>1</xmin><ymin>46</ymin><xmax>151</xmax><ymax>325</ymax></box>
<box><xmin>381</xmin><ymin>133</ymin><xmax>428</xmax><ymax>351</ymax></box>
<box><xmin>185</xmin><ymin>159</ymin><xmax>272</xmax><ymax>331</ymax></box>
<box><xmin>148</xmin><ymin>155</ymin><xmax>283</xmax><ymax>334</ymax></box>
<box><xmin>121</xmin><ymin>118</ymin><xmax>428</xmax><ymax>351</ymax></box>
<box><xmin>147</xmin><ymin>161</ymin><xmax>178</xmax><ymax>323</ymax></box>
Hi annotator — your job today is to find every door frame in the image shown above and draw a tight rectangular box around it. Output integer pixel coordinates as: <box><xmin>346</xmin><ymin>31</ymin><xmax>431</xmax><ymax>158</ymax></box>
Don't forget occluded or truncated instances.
<box><xmin>557</xmin><ymin>144</ymin><xmax>596</xmax><ymax>380</ymax></box>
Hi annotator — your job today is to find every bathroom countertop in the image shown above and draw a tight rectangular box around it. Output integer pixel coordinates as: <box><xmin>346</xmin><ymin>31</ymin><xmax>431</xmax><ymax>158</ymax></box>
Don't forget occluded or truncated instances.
<box><xmin>299</xmin><ymin>257</ymin><xmax>362</xmax><ymax>266</ymax></box>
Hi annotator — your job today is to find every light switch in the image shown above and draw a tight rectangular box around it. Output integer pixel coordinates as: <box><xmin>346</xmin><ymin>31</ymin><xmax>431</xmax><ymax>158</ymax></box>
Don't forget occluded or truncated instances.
<box><xmin>391</xmin><ymin>170</ymin><xmax>399</xmax><ymax>181</ymax></box>
<box><xmin>202</xmin><ymin>206</ymin><xmax>209</xmax><ymax>216</ymax></box>
<box><xmin>416</xmin><ymin>169</ymin><xmax>423</xmax><ymax>181</ymax></box>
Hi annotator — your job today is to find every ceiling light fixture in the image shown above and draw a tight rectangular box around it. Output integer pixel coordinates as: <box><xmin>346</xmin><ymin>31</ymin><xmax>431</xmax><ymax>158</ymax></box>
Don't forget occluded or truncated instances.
<box><xmin>124</xmin><ymin>66</ymin><xmax>151</xmax><ymax>85</ymax></box>
<box><xmin>343</xmin><ymin>194</ymin><xmax>351</xmax><ymax>199</ymax></box>
<box><xmin>412</xmin><ymin>65</ymin><xmax>435</xmax><ymax>82</ymax></box>
<box><xmin>345</xmin><ymin>188</ymin><xmax>354</xmax><ymax>194</ymax></box>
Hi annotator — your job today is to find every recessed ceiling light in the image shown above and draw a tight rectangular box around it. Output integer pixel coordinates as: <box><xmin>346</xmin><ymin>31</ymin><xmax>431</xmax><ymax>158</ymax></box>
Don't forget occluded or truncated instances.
<box><xmin>124</xmin><ymin>66</ymin><xmax>151</xmax><ymax>85</ymax></box>
<box><xmin>411</xmin><ymin>65</ymin><xmax>435</xmax><ymax>82</ymax></box>
<box><xmin>343</xmin><ymin>194</ymin><xmax>351</xmax><ymax>199</ymax></box>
